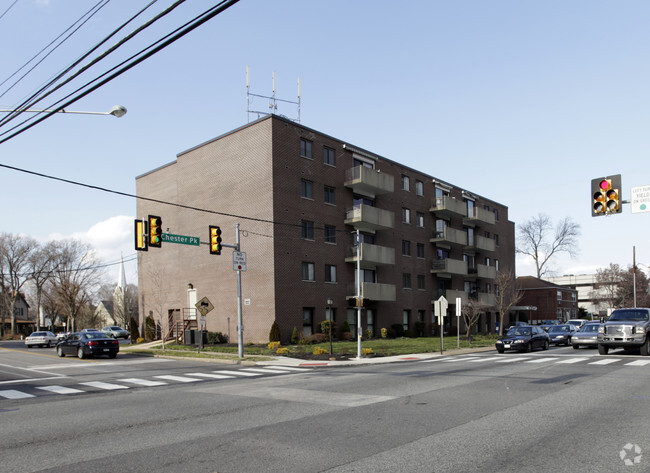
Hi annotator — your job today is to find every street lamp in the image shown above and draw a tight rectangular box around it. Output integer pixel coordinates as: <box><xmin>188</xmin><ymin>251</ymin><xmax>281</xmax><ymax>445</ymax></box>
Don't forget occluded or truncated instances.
<box><xmin>0</xmin><ymin>105</ymin><xmax>127</xmax><ymax>117</ymax></box>
<box><xmin>327</xmin><ymin>297</ymin><xmax>334</xmax><ymax>356</ymax></box>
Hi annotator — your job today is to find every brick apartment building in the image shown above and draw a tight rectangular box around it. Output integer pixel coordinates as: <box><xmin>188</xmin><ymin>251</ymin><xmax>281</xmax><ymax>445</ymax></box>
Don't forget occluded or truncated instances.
<box><xmin>516</xmin><ymin>276</ymin><xmax>579</xmax><ymax>324</ymax></box>
<box><xmin>136</xmin><ymin>114</ymin><xmax>515</xmax><ymax>343</ymax></box>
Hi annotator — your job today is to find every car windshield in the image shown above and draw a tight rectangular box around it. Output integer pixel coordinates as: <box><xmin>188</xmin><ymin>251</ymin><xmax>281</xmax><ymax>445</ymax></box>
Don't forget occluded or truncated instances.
<box><xmin>30</xmin><ymin>332</ymin><xmax>46</xmax><ymax>337</ymax></box>
<box><xmin>608</xmin><ymin>310</ymin><xmax>650</xmax><ymax>322</ymax></box>
<box><xmin>549</xmin><ymin>325</ymin><xmax>570</xmax><ymax>333</ymax></box>
<box><xmin>83</xmin><ymin>333</ymin><xmax>108</xmax><ymax>340</ymax></box>
<box><xmin>581</xmin><ymin>324</ymin><xmax>600</xmax><ymax>333</ymax></box>
<box><xmin>506</xmin><ymin>327</ymin><xmax>531</xmax><ymax>336</ymax></box>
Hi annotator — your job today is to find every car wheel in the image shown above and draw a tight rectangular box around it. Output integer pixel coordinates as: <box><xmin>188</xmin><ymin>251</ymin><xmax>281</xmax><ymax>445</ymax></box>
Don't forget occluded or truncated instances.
<box><xmin>46</xmin><ymin>341</ymin><xmax>52</xmax><ymax>348</ymax></box>
<box><xmin>57</xmin><ymin>346</ymin><xmax>65</xmax><ymax>357</ymax></box>
<box><xmin>526</xmin><ymin>343</ymin><xmax>533</xmax><ymax>353</ymax></box>
<box><xmin>108</xmin><ymin>353</ymin><xmax>117</xmax><ymax>359</ymax></box>
<box><xmin>77</xmin><ymin>347</ymin><xmax>85</xmax><ymax>359</ymax></box>
<box><xmin>572</xmin><ymin>344</ymin><xmax>580</xmax><ymax>350</ymax></box>
<box><xmin>640</xmin><ymin>338</ymin><xmax>650</xmax><ymax>356</ymax></box>
<box><xmin>598</xmin><ymin>344</ymin><xmax>609</xmax><ymax>355</ymax></box>
<box><xmin>543</xmin><ymin>340</ymin><xmax>549</xmax><ymax>350</ymax></box>
<box><xmin>497</xmin><ymin>347</ymin><xmax>504</xmax><ymax>354</ymax></box>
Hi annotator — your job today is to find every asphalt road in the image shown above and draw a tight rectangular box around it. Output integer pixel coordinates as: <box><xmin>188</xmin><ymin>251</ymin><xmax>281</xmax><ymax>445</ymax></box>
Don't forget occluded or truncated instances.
<box><xmin>1</xmin><ymin>342</ymin><xmax>649</xmax><ymax>473</ymax></box>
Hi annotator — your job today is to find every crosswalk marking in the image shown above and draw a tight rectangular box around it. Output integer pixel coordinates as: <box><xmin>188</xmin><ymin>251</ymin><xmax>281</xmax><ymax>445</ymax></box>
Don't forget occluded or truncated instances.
<box><xmin>442</xmin><ymin>357</ymin><xmax>482</xmax><ymax>363</ymax></box>
<box><xmin>496</xmin><ymin>357</ymin><xmax>532</xmax><ymax>363</ymax></box>
<box><xmin>556</xmin><ymin>357</ymin><xmax>589</xmax><ymax>364</ymax></box>
<box><xmin>469</xmin><ymin>356</ymin><xmax>503</xmax><ymax>363</ymax></box>
<box><xmin>120</xmin><ymin>378</ymin><xmax>168</xmax><ymax>387</ymax></box>
<box><xmin>37</xmin><ymin>385</ymin><xmax>84</xmax><ymax>395</ymax></box>
<box><xmin>154</xmin><ymin>375</ymin><xmax>200</xmax><ymax>383</ymax></box>
<box><xmin>625</xmin><ymin>360</ymin><xmax>650</xmax><ymax>366</ymax></box>
<box><xmin>589</xmin><ymin>359</ymin><xmax>621</xmax><ymax>365</ymax></box>
<box><xmin>213</xmin><ymin>370</ymin><xmax>260</xmax><ymax>377</ymax></box>
<box><xmin>420</xmin><ymin>357</ymin><xmax>453</xmax><ymax>363</ymax></box>
<box><xmin>525</xmin><ymin>357</ymin><xmax>559</xmax><ymax>363</ymax></box>
<box><xmin>0</xmin><ymin>389</ymin><xmax>35</xmax><ymax>399</ymax></box>
<box><xmin>241</xmin><ymin>368</ymin><xmax>294</xmax><ymax>374</ymax></box>
<box><xmin>185</xmin><ymin>373</ymin><xmax>234</xmax><ymax>379</ymax></box>
<box><xmin>80</xmin><ymin>381</ymin><xmax>129</xmax><ymax>390</ymax></box>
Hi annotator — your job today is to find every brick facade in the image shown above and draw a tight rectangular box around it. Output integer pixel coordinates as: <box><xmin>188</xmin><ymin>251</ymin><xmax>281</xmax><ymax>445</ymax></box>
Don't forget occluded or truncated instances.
<box><xmin>136</xmin><ymin>115</ymin><xmax>515</xmax><ymax>343</ymax></box>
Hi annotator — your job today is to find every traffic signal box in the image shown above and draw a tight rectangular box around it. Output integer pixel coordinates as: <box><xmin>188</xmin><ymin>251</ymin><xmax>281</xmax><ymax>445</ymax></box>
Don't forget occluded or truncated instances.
<box><xmin>592</xmin><ymin>175</ymin><xmax>622</xmax><ymax>216</ymax></box>
<box><xmin>209</xmin><ymin>225</ymin><xmax>222</xmax><ymax>255</ymax></box>
<box><xmin>148</xmin><ymin>215</ymin><xmax>163</xmax><ymax>247</ymax></box>
<box><xmin>134</xmin><ymin>219</ymin><xmax>148</xmax><ymax>251</ymax></box>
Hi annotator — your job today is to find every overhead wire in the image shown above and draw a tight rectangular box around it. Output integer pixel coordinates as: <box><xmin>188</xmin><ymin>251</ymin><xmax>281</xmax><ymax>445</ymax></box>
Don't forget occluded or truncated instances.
<box><xmin>0</xmin><ymin>0</ymin><xmax>19</xmax><ymax>22</ymax></box>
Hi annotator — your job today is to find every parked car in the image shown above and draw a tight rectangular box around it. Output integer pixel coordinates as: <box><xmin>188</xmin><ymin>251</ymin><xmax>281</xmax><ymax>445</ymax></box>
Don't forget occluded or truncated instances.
<box><xmin>571</xmin><ymin>322</ymin><xmax>601</xmax><ymax>349</ymax></box>
<box><xmin>567</xmin><ymin>319</ymin><xmax>587</xmax><ymax>330</ymax></box>
<box><xmin>496</xmin><ymin>325</ymin><xmax>550</xmax><ymax>353</ymax></box>
<box><xmin>101</xmin><ymin>326</ymin><xmax>129</xmax><ymax>339</ymax></box>
<box><xmin>56</xmin><ymin>332</ymin><xmax>119</xmax><ymax>359</ymax></box>
<box><xmin>25</xmin><ymin>331</ymin><xmax>58</xmax><ymax>348</ymax></box>
<box><xmin>81</xmin><ymin>328</ymin><xmax>100</xmax><ymax>332</ymax></box>
<box><xmin>597</xmin><ymin>307</ymin><xmax>650</xmax><ymax>355</ymax></box>
<box><xmin>548</xmin><ymin>324</ymin><xmax>578</xmax><ymax>346</ymax></box>
<box><xmin>56</xmin><ymin>331</ymin><xmax>70</xmax><ymax>340</ymax></box>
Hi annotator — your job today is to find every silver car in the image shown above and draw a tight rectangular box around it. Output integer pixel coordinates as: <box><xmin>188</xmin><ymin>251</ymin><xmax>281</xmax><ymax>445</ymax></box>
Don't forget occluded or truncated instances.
<box><xmin>571</xmin><ymin>322</ymin><xmax>600</xmax><ymax>349</ymax></box>
<box><xmin>102</xmin><ymin>326</ymin><xmax>129</xmax><ymax>339</ymax></box>
<box><xmin>25</xmin><ymin>331</ymin><xmax>58</xmax><ymax>348</ymax></box>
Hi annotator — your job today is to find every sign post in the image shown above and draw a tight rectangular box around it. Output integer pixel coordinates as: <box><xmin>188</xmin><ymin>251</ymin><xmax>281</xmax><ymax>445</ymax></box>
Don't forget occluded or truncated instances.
<box><xmin>456</xmin><ymin>297</ymin><xmax>462</xmax><ymax>349</ymax></box>
<box><xmin>435</xmin><ymin>296</ymin><xmax>448</xmax><ymax>355</ymax></box>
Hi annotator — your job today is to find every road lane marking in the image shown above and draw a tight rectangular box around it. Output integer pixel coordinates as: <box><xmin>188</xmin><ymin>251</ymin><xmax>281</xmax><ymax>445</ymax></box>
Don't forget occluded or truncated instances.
<box><xmin>37</xmin><ymin>385</ymin><xmax>84</xmax><ymax>394</ymax></box>
<box><xmin>468</xmin><ymin>357</ymin><xmax>503</xmax><ymax>362</ymax></box>
<box><xmin>154</xmin><ymin>375</ymin><xmax>200</xmax><ymax>383</ymax></box>
<box><xmin>525</xmin><ymin>358</ymin><xmax>559</xmax><ymax>363</ymax></box>
<box><xmin>120</xmin><ymin>378</ymin><xmax>168</xmax><ymax>386</ymax></box>
<box><xmin>556</xmin><ymin>357</ymin><xmax>589</xmax><ymax>364</ymax></box>
<box><xmin>241</xmin><ymin>368</ymin><xmax>294</xmax><ymax>374</ymax></box>
<box><xmin>213</xmin><ymin>370</ymin><xmax>260</xmax><ymax>377</ymax></box>
<box><xmin>442</xmin><ymin>357</ymin><xmax>482</xmax><ymax>362</ymax></box>
<box><xmin>590</xmin><ymin>358</ymin><xmax>622</xmax><ymax>365</ymax></box>
<box><xmin>0</xmin><ymin>390</ymin><xmax>35</xmax><ymax>399</ymax></box>
<box><xmin>80</xmin><ymin>381</ymin><xmax>129</xmax><ymax>390</ymax></box>
<box><xmin>625</xmin><ymin>360</ymin><xmax>650</xmax><ymax>366</ymax></box>
<box><xmin>185</xmin><ymin>373</ymin><xmax>235</xmax><ymax>379</ymax></box>
<box><xmin>496</xmin><ymin>357</ymin><xmax>531</xmax><ymax>363</ymax></box>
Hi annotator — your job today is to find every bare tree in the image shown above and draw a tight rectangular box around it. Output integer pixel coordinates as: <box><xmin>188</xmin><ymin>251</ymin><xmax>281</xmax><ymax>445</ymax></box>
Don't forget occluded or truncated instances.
<box><xmin>494</xmin><ymin>269</ymin><xmax>523</xmax><ymax>336</ymax></box>
<box><xmin>0</xmin><ymin>233</ymin><xmax>39</xmax><ymax>336</ymax></box>
<box><xmin>145</xmin><ymin>266</ymin><xmax>169</xmax><ymax>349</ymax></box>
<box><xmin>590</xmin><ymin>263</ymin><xmax>624</xmax><ymax>313</ymax></box>
<box><xmin>49</xmin><ymin>240</ymin><xmax>105</xmax><ymax>332</ymax></box>
<box><xmin>516</xmin><ymin>214</ymin><xmax>580</xmax><ymax>278</ymax></box>
<box><xmin>26</xmin><ymin>241</ymin><xmax>61</xmax><ymax>330</ymax></box>
<box><xmin>461</xmin><ymin>299</ymin><xmax>490</xmax><ymax>344</ymax></box>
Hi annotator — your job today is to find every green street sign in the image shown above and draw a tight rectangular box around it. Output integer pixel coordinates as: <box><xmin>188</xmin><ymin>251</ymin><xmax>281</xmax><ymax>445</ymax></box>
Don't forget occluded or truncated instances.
<box><xmin>161</xmin><ymin>233</ymin><xmax>200</xmax><ymax>246</ymax></box>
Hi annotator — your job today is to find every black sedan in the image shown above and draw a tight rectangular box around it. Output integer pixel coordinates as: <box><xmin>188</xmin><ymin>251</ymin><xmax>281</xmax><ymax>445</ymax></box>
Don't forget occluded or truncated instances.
<box><xmin>496</xmin><ymin>325</ymin><xmax>550</xmax><ymax>353</ymax></box>
<box><xmin>56</xmin><ymin>332</ymin><xmax>119</xmax><ymax>359</ymax></box>
<box><xmin>547</xmin><ymin>324</ymin><xmax>578</xmax><ymax>346</ymax></box>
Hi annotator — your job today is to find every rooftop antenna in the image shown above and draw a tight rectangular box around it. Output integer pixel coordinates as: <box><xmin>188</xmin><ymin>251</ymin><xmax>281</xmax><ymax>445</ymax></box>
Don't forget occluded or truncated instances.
<box><xmin>246</xmin><ymin>66</ymin><xmax>301</xmax><ymax>123</ymax></box>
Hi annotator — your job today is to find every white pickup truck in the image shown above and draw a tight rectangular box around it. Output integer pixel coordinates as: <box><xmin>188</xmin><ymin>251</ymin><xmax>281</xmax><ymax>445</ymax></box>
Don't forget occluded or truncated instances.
<box><xmin>597</xmin><ymin>308</ymin><xmax>650</xmax><ymax>355</ymax></box>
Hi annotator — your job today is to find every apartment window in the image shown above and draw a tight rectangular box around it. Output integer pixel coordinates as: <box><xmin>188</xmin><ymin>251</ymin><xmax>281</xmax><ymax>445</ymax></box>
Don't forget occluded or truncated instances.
<box><xmin>415</xmin><ymin>180</ymin><xmax>423</xmax><ymax>196</ymax></box>
<box><xmin>417</xmin><ymin>275</ymin><xmax>426</xmax><ymax>290</ymax></box>
<box><xmin>466</xmin><ymin>227</ymin><xmax>475</xmax><ymax>246</ymax></box>
<box><xmin>303</xmin><ymin>308</ymin><xmax>314</xmax><ymax>336</ymax></box>
<box><xmin>494</xmin><ymin>234</ymin><xmax>499</xmax><ymax>246</ymax></box>
<box><xmin>324</xmin><ymin>186</ymin><xmax>335</xmax><ymax>205</ymax></box>
<box><xmin>416</xmin><ymin>211</ymin><xmax>425</xmax><ymax>228</ymax></box>
<box><xmin>301</xmin><ymin>220</ymin><xmax>314</xmax><ymax>240</ymax></box>
<box><xmin>300</xmin><ymin>179</ymin><xmax>313</xmax><ymax>199</ymax></box>
<box><xmin>494</xmin><ymin>209</ymin><xmax>499</xmax><ymax>221</ymax></box>
<box><xmin>402</xmin><ymin>208</ymin><xmax>411</xmax><ymax>224</ymax></box>
<box><xmin>358</xmin><ymin>232</ymin><xmax>375</xmax><ymax>244</ymax></box>
<box><xmin>367</xmin><ymin>310</ymin><xmax>375</xmax><ymax>338</ymax></box>
<box><xmin>495</xmin><ymin>259</ymin><xmax>500</xmax><ymax>271</ymax></box>
<box><xmin>436</xmin><ymin>248</ymin><xmax>449</xmax><ymax>260</ymax></box>
<box><xmin>486</xmin><ymin>283</ymin><xmax>491</xmax><ymax>294</ymax></box>
<box><xmin>466</xmin><ymin>199</ymin><xmax>475</xmax><ymax>218</ymax></box>
<box><xmin>416</xmin><ymin>243</ymin><xmax>425</xmax><ymax>258</ymax></box>
<box><xmin>323</xmin><ymin>146</ymin><xmax>335</xmax><ymax>166</ymax></box>
<box><xmin>300</xmin><ymin>138</ymin><xmax>312</xmax><ymax>158</ymax></box>
<box><xmin>557</xmin><ymin>290</ymin><xmax>562</xmax><ymax>301</ymax></box>
<box><xmin>324</xmin><ymin>225</ymin><xmax>336</xmax><ymax>244</ymax></box>
<box><xmin>572</xmin><ymin>293</ymin><xmax>577</xmax><ymax>302</ymax></box>
<box><xmin>402</xmin><ymin>240</ymin><xmax>411</xmax><ymax>256</ymax></box>
<box><xmin>485</xmin><ymin>257</ymin><xmax>491</xmax><ymax>266</ymax></box>
<box><xmin>435</xmin><ymin>218</ymin><xmax>448</xmax><ymax>238</ymax></box>
<box><xmin>403</xmin><ymin>310</ymin><xmax>410</xmax><ymax>332</ymax></box>
<box><xmin>402</xmin><ymin>273</ymin><xmax>412</xmax><ymax>289</ymax></box>
<box><xmin>402</xmin><ymin>175</ymin><xmax>410</xmax><ymax>191</ymax></box>
<box><xmin>302</xmin><ymin>262</ymin><xmax>315</xmax><ymax>281</ymax></box>
<box><xmin>325</xmin><ymin>307</ymin><xmax>336</xmax><ymax>321</ymax></box>
<box><xmin>325</xmin><ymin>264</ymin><xmax>337</xmax><ymax>283</ymax></box>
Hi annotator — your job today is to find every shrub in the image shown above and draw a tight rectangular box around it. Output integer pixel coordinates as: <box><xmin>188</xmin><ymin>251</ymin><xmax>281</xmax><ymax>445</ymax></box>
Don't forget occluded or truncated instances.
<box><xmin>136</xmin><ymin>337</ymin><xmax>144</xmax><ymax>344</ymax></box>
<box><xmin>381</xmin><ymin>327</ymin><xmax>388</xmax><ymax>339</ymax></box>
<box><xmin>313</xmin><ymin>346</ymin><xmax>328</xmax><ymax>355</ymax></box>
<box><xmin>414</xmin><ymin>321</ymin><xmax>426</xmax><ymax>337</ymax></box>
<box><xmin>276</xmin><ymin>347</ymin><xmax>289</xmax><ymax>355</ymax></box>
<box><xmin>267</xmin><ymin>341</ymin><xmax>281</xmax><ymax>350</ymax></box>
<box><xmin>269</xmin><ymin>320</ymin><xmax>281</xmax><ymax>342</ymax></box>
<box><xmin>207</xmin><ymin>332</ymin><xmax>227</xmax><ymax>344</ymax></box>
<box><xmin>320</xmin><ymin>320</ymin><xmax>336</xmax><ymax>338</ymax></box>
<box><xmin>339</xmin><ymin>320</ymin><xmax>351</xmax><ymax>338</ymax></box>
<box><xmin>342</xmin><ymin>331</ymin><xmax>352</xmax><ymax>341</ymax></box>
<box><xmin>365</xmin><ymin>329</ymin><xmax>372</xmax><ymax>340</ymax></box>
<box><xmin>390</xmin><ymin>323</ymin><xmax>405</xmax><ymax>338</ymax></box>
<box><xmin>404</xmin><ymin>329</ymin><xmax>414</xmax><ymax>338</ymax></box>
<box><xmin>129</xmin><ymin>316</ymin><xmax>139</xmax><ymax>341</ymax></box>
<box><xmin>386</xmin><ymin>328</ymin><xmax>396</xmax><ymax>338</ymax></box>
<box><xmin>299</xmin><ymin>334</ymin><xmax>327</xmax><ymax>344</ymax></box>
<box><xmin>145</xmin><ymin>315</ymin><xmax>156</xmax><ymax>341</ymax></box>
<box><xmin>291</xmin><ymin>326</ymin><xmax>300</xmax><ymax>344</ymax></box>
<box><xmin>361</xmin><ymin>347</ymin><xmax>373</xmax><ymax>356</ymax></box>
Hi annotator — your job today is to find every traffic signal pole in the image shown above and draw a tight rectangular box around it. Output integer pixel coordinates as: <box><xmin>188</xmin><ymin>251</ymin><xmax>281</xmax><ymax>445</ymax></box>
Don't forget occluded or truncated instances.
<box><xmin>235</xmin><ymin>223</ymin><xmax>244</xmax><ymax>358</ymax></box>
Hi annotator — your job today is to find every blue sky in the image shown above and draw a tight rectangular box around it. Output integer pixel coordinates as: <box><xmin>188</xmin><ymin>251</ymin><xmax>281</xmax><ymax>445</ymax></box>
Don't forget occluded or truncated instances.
<box><xmin>1</xmin><ymin>0</ymin><xmax>650</xmax><ymax>287</ymax></box>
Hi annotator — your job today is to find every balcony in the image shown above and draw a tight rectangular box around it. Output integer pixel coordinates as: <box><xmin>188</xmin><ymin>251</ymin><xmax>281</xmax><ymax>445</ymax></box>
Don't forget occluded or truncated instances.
<box><xmin>467</xmin><ymin>264</ymin><xmax>497</xmax><ymax>280</ymax></box>
<box><xmin>431</xmin><ymin>258</ymin><xmax>468</xmax><ymax>278</ymax></box>
<box><xmin>463</xmin><ymin>207</ymin><xmax>496</xmax><ymax>226</ymax></box>
<box><xmin>347</xmin><ymin>282</ymin><xmax>397</xmax><ymax>302</ymax></box>
<box><xmin>434</xmin><ymin>290</ymin><xmax>495</xmax><ymax>307</ymax></box>
<box><xmin>429</xmin><ymin>196</ymin><xmax>466</xmax><ymax>218</ymax></box>
<box><xmin>345</xmin><ymin>243</ymin><xmax>395</xmax><ymax>268</ymax></box>
<box><xmin>430</xmin><ymin>227</ymin><xmax>467</xmax><ymax>247</ymax></box>
<box><xmin>345</xmin><ymin>204</ymin><xmax>394</xmax><ymax>232</ymax></box>
<box><xmin>344</xmin><ymin>166</ymin><xmax>394</xmax><ymax>198</ymax></box>
<box><xmin>464</xmin><ymin>235</ymin><xmax>496</xmax><ymax>253</ymax></box>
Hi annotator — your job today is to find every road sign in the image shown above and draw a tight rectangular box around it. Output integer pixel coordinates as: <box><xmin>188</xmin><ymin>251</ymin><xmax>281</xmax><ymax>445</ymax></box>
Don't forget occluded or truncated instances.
<box><xmin>631</xmin><ymin>185</ymin><xmax>650</xmax><ymax>213</ymax></box>
<box><xmin>161</xmin><ymin>233</ymin><xmax>200</xmax><ymax>246</ymax></box>
<box><xmin>195</xmin><ymin>297</ymin><xmax>214</xmax><ymax>317</ymax></box>
<box><xmin>434</xmin><ymin>296</ymin><xmax>448</xmax><ymax>319</ymax></box>
<box><xmin>233</xmin><ymin>251</ymin><xmax>247</xmax><ymax>271</ymax></box>
<box><xmin>456</xmin><ymin>297</ymin><xmax>462</xmax><ymax>317</ymax></box>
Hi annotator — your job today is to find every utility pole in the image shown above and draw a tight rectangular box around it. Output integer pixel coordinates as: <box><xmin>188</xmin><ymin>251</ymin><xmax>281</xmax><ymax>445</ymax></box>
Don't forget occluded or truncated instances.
<box><xmin>236</xmin><ymin>223</ymin><xmax>244</xmax><ymax>358</ymax></box>
<box><xmin>356</xmin><ymin>229</ymin><xmax>362</xmax><ymax>359</ymax></box>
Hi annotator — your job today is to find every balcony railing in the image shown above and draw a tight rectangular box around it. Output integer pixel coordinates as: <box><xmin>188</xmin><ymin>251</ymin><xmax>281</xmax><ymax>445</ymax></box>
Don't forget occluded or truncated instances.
<box><xmin>430</xmin><ymin>227</ymin><xmax>467</xmax><ymax>246</ymax></box>
<box><xmin>464</xmin><ymin>235</ymin><xmax>496</xmax><ymax>252</ymax></box>
<box><xmin>433</xmin><ymin>290</ymin><xmax>495</xmax><ymax>307</ymax></box>
<box><xmin>467</xmin><ymin>264</ymin><xmax>497</xmax><ymax>280</ymax></box>
<box><xmin>344</xmin><ymin>204</ymin><xmax>394</xmax><ymax>232</ymax></box>
<box><xmin>463</xmin><ymin>207</ymin><xmax>496</xmax><ymax>226</ymax></box>
<box><xmin>345</xmin><ymin>242</ymin><xmax>395</xmax><ymax>267</ymax></box>
<box><xmin>347</xmin><ymin>282</ymin><xmax>397</xmax><ymax>302</ymax></box>
<box><xmin>344</xmin><ymin>166</ymin><xmax>394</xmax><ymax>198</ymax></box>
<box><xmin>429</xmin><ymin>196</ymin><xmax>466</xmax><ymax>217</ymax></box>
<box><xmin>431</xmin><ymin>258</ymin><xmax>468</xmax><ymax>277</ymax></box>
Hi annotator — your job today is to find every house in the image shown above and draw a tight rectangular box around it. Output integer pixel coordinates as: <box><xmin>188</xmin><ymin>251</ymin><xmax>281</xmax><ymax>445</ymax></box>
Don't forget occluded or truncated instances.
<box><xmin>516</xmin><ymin>276</ymin><xmax>578</xmax><ymax>324</ymax></box>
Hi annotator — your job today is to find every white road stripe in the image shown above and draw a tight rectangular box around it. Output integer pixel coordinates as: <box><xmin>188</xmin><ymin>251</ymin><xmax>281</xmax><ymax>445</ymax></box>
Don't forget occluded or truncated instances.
<box><xmin>525</xmin><ymin>358</ymin><xmax>560</xmax><ymax>363</ymax></box>
<box><xmin>37</xmin><ymin>385</ymin><xmax>85</xmax><ymax>394</ymax></box>
<box><xmin>185</xmin><ymin>373</ymin><xmax>234</xmax><ymax>379</ymax></box>
<box><xmin>625</xmin><ymin>360</ymin><xmax>650</xmax><ymax>366</ymax></box>
<box><xmin>496</xmin><ymin>357</ymin><xmax>531</xmax><ymax>363</ymax></box>
<box><xmin>442</xmin><ymin>357</ymin><xmax>481</xmax><ymax>363</ymax></box>
<box><xmin>120</xmin><ymin>378</ymin><xmax>168</xmax><ymax>387</ymax></box>
<box><xmin>80</xmin><ymin>381</ymin><xmax>129</xmax><ymax>390</ymax></box>
<box><xmin>267</xmin><ymin>366</ymin><xmax>311</xmax><ymax>371</ymax></box>
<box><xmin>213</xmin><ymin>370</ymin><xmax>260</xmax><ymax>377</ymax></box>
<box><xmin>419</xmin><ymin>357</ymin><xmax>453</xmax><ymax>363</ymax></box>
<box><xmin>468</xmin><ymin>357</ymin><xmax>503</xmax><ymax>362</ymax></box>
<box><xmin>241</xmin><ymin>368</ymin><xmax>294</xmax><ymax>374</ymax></box>
<box><xmin>556</xmin><ymin>357</ymin><xmax>589</xmax><ymax>364</ymax></box>
<box><xmin>154</xmin><ymin>375</ymin><xmax>200</xmax><ymax>383</ymax></box>
<box><xmin>0</xmin><ymin>390</ymin><xmax>34</xmax><ymax>399</ymax></box>
<box><xmin>590</xmin><ymin>359</ymin><xmax>622</xmax><ymax>365</ymax></box>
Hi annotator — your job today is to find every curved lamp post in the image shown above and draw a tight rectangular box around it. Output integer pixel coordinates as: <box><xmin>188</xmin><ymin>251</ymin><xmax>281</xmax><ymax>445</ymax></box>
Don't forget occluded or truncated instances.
<box><xmin>0</xmin><ymin>105</ymin><xmax>127</xmax><ymax>117</ymax></box>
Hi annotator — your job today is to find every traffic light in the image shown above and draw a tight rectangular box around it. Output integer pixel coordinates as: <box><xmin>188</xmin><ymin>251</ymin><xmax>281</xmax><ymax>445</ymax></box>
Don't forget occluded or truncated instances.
<box><xmin>148</xmin><ymin>215</ymin><xmax>163</xmax><ymax>247</ymax></box>
<box><xmin>592</xmin><ymin>175</ymin><xmax>622</xmax><ymax>216</ymax></box>
<box><xmin>134</xmin><ymin>219</ymin><xmax>148</xmax><ymax>251</ymax></box>
<box><xmin>209</xmin><ymin>225</ymin><xmax>222</xmax><ymax>255</ymax></box>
